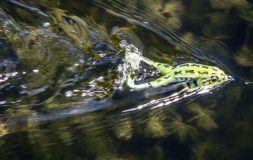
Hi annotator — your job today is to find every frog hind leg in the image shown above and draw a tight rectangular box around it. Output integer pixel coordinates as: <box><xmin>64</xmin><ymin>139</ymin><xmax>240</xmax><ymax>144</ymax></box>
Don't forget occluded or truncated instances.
<box><xmin>149</xmin><ymin>75</ymin><xmax>175</xmax><ymax>88</ymax></box>
<box><xmin>127</xmin><ymin>74</ymin><xmax>176</xmax><ymax>90</ymax></box>
<box><xmin>141</xmin><ymin>57</ymin><xmax>172</xmax><ymax>75</ymax></box>
<box><xmin>127</xmin><ymin>75</ymin><xmax>151</xmax><ymax>91</ymax></box>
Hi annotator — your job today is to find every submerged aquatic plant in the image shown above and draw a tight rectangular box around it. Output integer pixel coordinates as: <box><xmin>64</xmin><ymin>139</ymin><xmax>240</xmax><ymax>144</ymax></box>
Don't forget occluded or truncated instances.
<box><xmin>234</xmin><ymin>46</ymin><xmax>253</xmax><ymax>67</ymax></box>
<box><xmin>188</xmin><ymin>103</ymin><xmax>218</xmax><ymax>130</ymax></box>
<box><xmin>112</xmin><ymin>117</ymin><xmax>133</xmax><ymax>140</ymax></box>
<box><xmin>169</xmin><ymin>114</ymin><xmax>198</xmax><ymax>142</ymax></box>
<box><xmin>50</xmin><ymin>8</ymin><xmax>91</xmax><ymax>49</ymax></box>
<box><xmin>144</xmin><ymin>114</ymin><xmax>169</xmax><ymax>138</ymax></box>
<box><xmin>209</xmin><ymin>0</ymin><xmax>251</xmax><ymax>11</ymax></box>
<box><xmin>0</xmin><ymin>123</ymin><xmax>8</xmax><ymax>137</ymax></box>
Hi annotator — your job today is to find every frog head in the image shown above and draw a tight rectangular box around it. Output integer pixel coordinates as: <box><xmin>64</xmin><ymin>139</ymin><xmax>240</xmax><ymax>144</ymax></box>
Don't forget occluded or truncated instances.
<box><xmin>198</xmin><ymin>66</ymin><xmax>230</xmax><ymax>88</ymax></box>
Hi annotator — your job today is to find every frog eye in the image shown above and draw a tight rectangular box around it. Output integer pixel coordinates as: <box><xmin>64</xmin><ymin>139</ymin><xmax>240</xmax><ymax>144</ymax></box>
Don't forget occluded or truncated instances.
<box><xmin>210</xmin><ymin>75</ymin><xmax>219</xmax><ymax>82</ymax></box>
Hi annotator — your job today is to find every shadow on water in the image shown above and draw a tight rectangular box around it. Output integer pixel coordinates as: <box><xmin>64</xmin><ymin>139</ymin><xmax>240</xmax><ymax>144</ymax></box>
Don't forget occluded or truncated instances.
<box><xmin>0</xmin><ymin>0</ymin><xmax>253</xmax><ymax>160</ymax></box>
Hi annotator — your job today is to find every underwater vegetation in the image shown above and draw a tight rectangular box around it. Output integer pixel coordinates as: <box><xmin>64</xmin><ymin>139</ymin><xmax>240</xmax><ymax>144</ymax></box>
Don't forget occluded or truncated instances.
<box><xmin>0</xmin><ymin>0</ymin><xmax>253</xmax><ymax>160</ymax></box>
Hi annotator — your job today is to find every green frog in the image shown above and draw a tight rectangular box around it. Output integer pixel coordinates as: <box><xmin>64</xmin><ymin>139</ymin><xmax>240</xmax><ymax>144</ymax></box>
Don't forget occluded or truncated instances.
<box><xmin>124</xmin><ymin>45</ymin><xmax>230</xmax><ymax>91</ymax></box>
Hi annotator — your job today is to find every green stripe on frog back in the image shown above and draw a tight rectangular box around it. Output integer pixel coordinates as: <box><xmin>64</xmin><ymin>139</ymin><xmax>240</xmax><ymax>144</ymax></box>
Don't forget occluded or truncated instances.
<box><xmin>173</xmin><ymin>63</ymin><xmax>215</xmax><ymax>76</ymax></box>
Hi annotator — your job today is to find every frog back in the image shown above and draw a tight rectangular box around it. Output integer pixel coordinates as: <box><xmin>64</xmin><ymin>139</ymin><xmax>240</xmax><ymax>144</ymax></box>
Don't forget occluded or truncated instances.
<box><xmin>172</xmin><ymin>63</ymin><xmax>218</xmax><ymax>78</ymax></box>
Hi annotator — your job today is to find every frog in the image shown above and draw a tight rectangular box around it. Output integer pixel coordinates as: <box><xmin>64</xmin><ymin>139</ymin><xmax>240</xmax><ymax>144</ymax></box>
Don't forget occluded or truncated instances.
<box><xmin>124</xmin><ymin>45</ymin><xmax>230</xmax><ymax>91</ymax></box>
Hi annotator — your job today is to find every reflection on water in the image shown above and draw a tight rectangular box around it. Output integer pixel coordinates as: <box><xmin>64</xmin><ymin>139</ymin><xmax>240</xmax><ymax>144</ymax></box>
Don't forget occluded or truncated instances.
<box><xmin>0</xmin><ymin>0</ymin><xmax>253</xmax><ymax>160</ymax></box>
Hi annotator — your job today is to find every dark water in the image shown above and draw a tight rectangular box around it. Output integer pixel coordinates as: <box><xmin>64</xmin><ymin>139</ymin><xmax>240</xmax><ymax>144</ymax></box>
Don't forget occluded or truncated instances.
<box><xmin>0</xmin><ymin>0</ymin><xmax>253</xmax><ymax>160</ymax></box>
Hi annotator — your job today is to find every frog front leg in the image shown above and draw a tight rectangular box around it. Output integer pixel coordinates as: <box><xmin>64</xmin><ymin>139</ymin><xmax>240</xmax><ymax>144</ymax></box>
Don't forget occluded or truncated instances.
<box><xmin>141</xmin><ymin>57</ymin><xmax>172</xmax><ymax>75</ymax></box>
<box><xmin>175</xmin><ymin>77</ymin><xmax>200</xmax><ymax>90</ymax></box>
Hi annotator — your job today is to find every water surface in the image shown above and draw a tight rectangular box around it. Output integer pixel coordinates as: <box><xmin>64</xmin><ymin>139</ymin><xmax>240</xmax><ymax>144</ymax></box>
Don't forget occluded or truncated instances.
<box><xmin>0</xmin><ymin>0</ymin><xmax>253</xmax><ymax>160</ymax></box>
